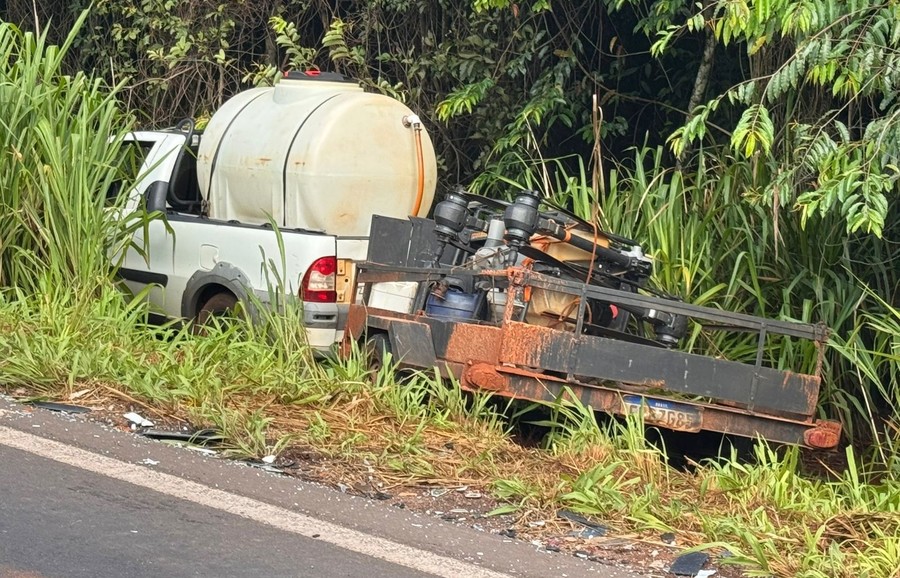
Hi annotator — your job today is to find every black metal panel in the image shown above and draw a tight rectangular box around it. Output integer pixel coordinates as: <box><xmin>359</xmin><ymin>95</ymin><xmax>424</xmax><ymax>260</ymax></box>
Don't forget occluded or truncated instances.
<box><xmin>388</xmin><ymin>320</ymin><xmax>438</xmax><ymax>367</ymax></box>
<box><xmin>367</xmin><ymin>215</ymin><xmax>413</xmax><ymax>266</ymax></box>
<box><xmin>569</xmin><ymin>335</ymin><xmax>816</xmax><ymax>416</ymax></box>
<box><xmin>366</xmin><ymin>216</ymin><xmax>448</xmax><ymax>269</ymax></box>
<box><xmin>407</xmin><ymin>217</ymin><xmax>447</xmax><ymax>266</ymax></box>
<box><xmin>537</xmin><ymin>334</ymin><xmax>575</xmax><ymax>371</ymax></box>
<box><xmin>412</xmin><ymin>316</ymin><xmax>467</xmax><ymax>361</ymax></box>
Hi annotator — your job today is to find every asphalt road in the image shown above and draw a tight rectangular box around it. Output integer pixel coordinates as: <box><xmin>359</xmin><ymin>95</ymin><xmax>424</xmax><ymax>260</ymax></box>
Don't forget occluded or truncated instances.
<box><xmin>0</xmin><ymin>397</ymin><xmax>644</xmax><ymax>578</ymax></box>
<box><xmin>0</xmin><ymin>445</ymin><xmax>431</xmax><ymax>578</ymax></box>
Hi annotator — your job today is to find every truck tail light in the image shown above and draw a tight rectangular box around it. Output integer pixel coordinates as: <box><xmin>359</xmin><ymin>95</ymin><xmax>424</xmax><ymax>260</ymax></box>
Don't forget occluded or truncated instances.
<box><xmin>301</xmin><ymin>256</ymin><xmax>337</xmax><ymax>303</ymax></box>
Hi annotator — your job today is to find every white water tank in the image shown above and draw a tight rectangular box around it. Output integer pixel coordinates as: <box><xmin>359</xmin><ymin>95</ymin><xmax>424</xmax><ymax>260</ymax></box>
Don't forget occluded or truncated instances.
<box><xmin>197</xmin><ymin>72</ymin><xmax>437</xmax><ymax>236</ymax></box>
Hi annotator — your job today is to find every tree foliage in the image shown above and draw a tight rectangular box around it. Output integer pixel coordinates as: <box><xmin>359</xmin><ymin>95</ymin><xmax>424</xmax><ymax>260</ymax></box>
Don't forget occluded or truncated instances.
<box><xmin>1</xmin><ymin>1</ymin><xmax>896</xmax><ymax>233</ymax></box>
<box><xmin>616</xmin><ymin>0</ymin><xmax>900</xmax><ymax>237</ymax></box>
<box><xmin>4</xmin><ymin>0</ymin><xmax>669</xmax><ymax>184</ymax></box>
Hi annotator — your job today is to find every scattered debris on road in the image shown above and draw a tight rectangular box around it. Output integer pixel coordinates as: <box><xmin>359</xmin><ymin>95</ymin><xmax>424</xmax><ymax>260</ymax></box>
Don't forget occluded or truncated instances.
<box><xmin>140</xmin><ymin>428</ymin><xmax>220</xmax><ymax>445</ymax></box>
<box><xmin>123</xmin><ymin>412</ymin><xmax>153</xmax><ymax>428</ymax></box>
<box><xmin>569</xmin><ymin>527</ymin><xmax>606</xmax><ymax>539</ymax></box>
<box><xmin>2</xmin><ymin>393</ymin><xmax>746</xmax><ymax>578</ymax></box>
<box><xmin>244</xmin><ymin>460</ymin><xmax>287</xmax><ymax>475</ymax></box>
<box><xmin>557</xmin><ymin>509</ymin><xmax>608</xmax><ymax>534</ymax></box>
<box><xmin>26</xmin><ymin>401</ymin><xmax>91</xmax><ymax>414</ymax></box>
<box><xmin>669</xmin><ymin>551</ymin><xmax>710</xmax><ymax>576</ymax></box>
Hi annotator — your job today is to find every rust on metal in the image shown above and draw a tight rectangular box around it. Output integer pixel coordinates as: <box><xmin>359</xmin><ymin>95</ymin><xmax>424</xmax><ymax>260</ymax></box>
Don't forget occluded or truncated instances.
<box><xmin>461</xmin><ymin>363</ymin><xmax>509</xmax><ymax>392</ymax></box>
<box><xmin>781</xmin><ymin>370</ymin><xmax>821</xmax><ymax>416</ymax></box>
<box><xmin>445</xmin><ymin>323</ymin><xmax>502</xmax><ymax>365</ymax></box>
<box><xmin>499</xmin><ymin>321</ymin><xmax>571</xmax><ymax>368</ymax></box>
<box><xmin>803</xmin><ymin>375</ymin><xmax>822</xmax><ymax>415</ymax></box>
<box><xmin>500</xmin><ymin>268</ymin><xmax>527</xmax><ymax>322</ymax></box>
<box><xmin>344</xmin><ymin>304</ymin><xmax>368</xmax><ymax>341</ymax></box>
<box><xmin>496</xmin><ymin>364</ymin><xmax>566</xmax><ymax>382</ymax></box>
<box><xmin>804</xmin><ymin>420</ymin><xmax>842</xmax><ymax>449</ymax></box>
<box><xmin>338</xmin><ymin>337</ymin><xmax>354</xmax><ymax>359</ymax></box>
<box><xmin>493</xmin><ymin>373</ymin><xmax>840</xmax><ymax>448</ymax></box>
<box><xmin>782</xmin><ymin>370</ymin><xmax>821</xmax><ymax>390</ymax></box>
<box><xmin>635</xmin><ymin>378</ymin><xmax>666</xmax><ymax>388</ymax></box>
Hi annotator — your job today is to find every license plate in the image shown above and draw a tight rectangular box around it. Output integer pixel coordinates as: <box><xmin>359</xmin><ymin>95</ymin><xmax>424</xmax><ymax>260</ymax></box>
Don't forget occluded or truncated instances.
<box><xmin>622</xmin><ymin>395</ymin><xmax>703</xmax><ymax>432</ymax></box>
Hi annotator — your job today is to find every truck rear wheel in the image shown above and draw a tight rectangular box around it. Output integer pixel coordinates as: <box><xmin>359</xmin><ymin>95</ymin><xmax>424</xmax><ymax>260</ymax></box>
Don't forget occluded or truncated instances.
<box><xmin>195</xmin><ymin>292</ymin><xmax>240</xmax><ymax>329</ymax></box>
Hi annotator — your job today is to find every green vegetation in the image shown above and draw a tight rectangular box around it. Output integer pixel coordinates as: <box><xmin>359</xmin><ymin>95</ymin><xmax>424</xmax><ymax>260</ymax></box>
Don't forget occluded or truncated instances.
<box><xmin>0</xmin><ymin>12</ymin><xmax>136</xmax><ymax>292</ymax></box>
<box><xmin>0</xmin><ymin>4</ymin><xmax>898</xmax><ymax>577</ymax></box>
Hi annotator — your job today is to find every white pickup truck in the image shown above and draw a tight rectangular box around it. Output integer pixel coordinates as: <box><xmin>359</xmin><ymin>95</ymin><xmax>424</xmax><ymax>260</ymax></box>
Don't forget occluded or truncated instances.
<box><xmin>115</xmin><ymin>72</ymin><xmax>437</xmax><ymax>352</ymax></box>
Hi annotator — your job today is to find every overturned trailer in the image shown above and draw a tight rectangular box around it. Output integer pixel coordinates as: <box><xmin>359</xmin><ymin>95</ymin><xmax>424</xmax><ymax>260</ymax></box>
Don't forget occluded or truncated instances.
<box><xmin>343</xmin><ymin>191</ymin><xmax>841</xmax><ymax>449</ymax></box>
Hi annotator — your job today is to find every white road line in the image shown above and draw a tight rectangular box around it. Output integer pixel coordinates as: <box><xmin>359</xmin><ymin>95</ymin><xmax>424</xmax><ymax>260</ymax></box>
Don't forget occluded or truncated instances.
<box><xmin>0</xmin><ymin>426</ymin><xmax>512</xmax><ymax>578</ymax></box>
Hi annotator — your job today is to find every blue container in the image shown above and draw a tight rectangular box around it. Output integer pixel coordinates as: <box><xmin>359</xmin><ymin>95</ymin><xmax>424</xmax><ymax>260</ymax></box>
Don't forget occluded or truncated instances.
<box><xmin>425</xmin><ymin>289</ymin><xmax>483</xmax><ymax>320</ymax></box>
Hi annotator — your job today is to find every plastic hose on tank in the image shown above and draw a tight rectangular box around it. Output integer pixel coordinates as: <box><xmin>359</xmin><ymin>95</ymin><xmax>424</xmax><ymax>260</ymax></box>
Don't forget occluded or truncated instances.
<box><xmin>405</xmin><ymin>114</ymin><xmax>425</xmax><ymax>216</ymax></box>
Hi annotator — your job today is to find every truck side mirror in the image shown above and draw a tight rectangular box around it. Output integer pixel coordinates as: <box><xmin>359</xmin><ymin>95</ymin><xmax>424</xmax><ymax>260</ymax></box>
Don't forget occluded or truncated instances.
<box><xmin>145</xmin><ymin>180</ymin><xmax>168</xmax><ymax>213</ymax></box>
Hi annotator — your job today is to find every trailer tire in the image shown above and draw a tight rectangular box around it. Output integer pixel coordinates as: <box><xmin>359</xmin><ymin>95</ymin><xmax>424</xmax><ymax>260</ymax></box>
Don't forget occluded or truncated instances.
<box><xmin>365</xmin><ymin>332</ymin><xmax>392</xmax><ymax>376</ymax></box>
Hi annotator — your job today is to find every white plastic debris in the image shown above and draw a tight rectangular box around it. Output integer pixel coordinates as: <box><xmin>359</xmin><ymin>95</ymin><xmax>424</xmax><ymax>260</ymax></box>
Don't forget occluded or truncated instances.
<box><xmin>124</xmin><ymin>412</ymin><xmax>153</xmax><ymax>427</ymax></box>
<box><xmin>695</xmin><ymin>571</ymin><xmax>716</xmax><ymax>578</ymax></box>
<box><xmin>261</xmin><ymin>455</ymin><xmax>276</xmax><ymax>464</ymax></box>
<box><xmin>183</xmin><ymin>445</ymin><xmax>217</xmax><ymax>456</ymax></box>
<box><xmin>139</xmin><ymin>458</ymin><xmax>160</xmax><ymax>466</ymax></box>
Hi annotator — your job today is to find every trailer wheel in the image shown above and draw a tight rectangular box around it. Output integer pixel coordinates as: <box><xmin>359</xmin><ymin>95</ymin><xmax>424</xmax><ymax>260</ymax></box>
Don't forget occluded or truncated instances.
<box><xmin>195</xmin><ymin>292</ymin><xmax>240</xmax><ymax>331</ymax></box>
<box><xmin>365</xmin><ymin>332</ymin><xmax>392</xmax><ymax>376</ymax></box>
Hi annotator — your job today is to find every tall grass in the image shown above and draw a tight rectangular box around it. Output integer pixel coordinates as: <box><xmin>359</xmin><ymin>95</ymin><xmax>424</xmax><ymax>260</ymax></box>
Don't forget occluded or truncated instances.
<box><xmin>832</xmin><ymin>290</ymin><xmax>900</xmax><ymax>474</ymax></box>
<box><xmin>0</xmin><ymin>11</ymin><xmax>134</xmax><ymax>294</ymax></box>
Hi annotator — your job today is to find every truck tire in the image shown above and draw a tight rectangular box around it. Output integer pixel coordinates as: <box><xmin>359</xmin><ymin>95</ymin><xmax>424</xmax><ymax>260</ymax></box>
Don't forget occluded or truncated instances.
<box><xmin>195</xmin><ymin>292</ymin><xmax>240</xmax><ymax>328</ymax></box>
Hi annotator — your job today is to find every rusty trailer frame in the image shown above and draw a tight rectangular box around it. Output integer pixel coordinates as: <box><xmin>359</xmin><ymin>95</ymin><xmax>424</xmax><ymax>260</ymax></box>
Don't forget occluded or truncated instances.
<box><xmin>344</xmin><ymin>264</ymin><xmax>841</xmax><ymax>449</ymax></box>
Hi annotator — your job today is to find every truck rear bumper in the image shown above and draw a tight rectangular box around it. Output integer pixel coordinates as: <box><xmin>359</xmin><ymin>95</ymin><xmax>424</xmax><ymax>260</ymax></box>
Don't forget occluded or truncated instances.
<box><xmin>302</xmin><ymin>302</ymin><xmax>340</xmax><ymax>352</ymax></box>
